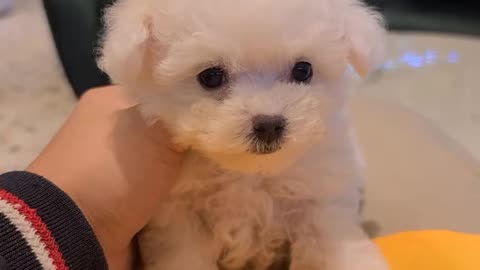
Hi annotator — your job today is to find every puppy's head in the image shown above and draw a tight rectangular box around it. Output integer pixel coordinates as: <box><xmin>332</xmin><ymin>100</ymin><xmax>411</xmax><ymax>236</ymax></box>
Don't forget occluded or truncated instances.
<box><xmin>100</xmin><ymin>0</ymin><xmax>385</xmax><ymax>174</ymax></box>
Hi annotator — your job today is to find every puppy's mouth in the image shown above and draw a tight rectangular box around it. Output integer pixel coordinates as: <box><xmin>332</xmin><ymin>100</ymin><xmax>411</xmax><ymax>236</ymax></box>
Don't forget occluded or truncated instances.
<box><xmin>247</xmin><ymin>139</ymin><xmax>284</xmax><ymax>155</ymax></box>
<box><xmin>250</xmin><ymin>145</ymin><xmax>283</xmax><ymax>155</ymax></box>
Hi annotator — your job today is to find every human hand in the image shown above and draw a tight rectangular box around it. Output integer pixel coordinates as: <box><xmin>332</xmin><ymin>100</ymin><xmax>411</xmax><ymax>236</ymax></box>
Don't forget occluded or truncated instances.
<box><xmin>27</xmin><ymin>86</ymin><xmax>182</xmax><ymax>270</ymax></box>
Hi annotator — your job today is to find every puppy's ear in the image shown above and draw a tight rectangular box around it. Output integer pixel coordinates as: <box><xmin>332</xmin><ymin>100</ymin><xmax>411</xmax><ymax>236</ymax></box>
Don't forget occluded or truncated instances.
<box><xmin>99</xmin><ymin>1</ymin><xmax>163</xmax><ymax>85</ymax></box>
<box><xmin>345</xmin><ymin>3</ymin><xmax>386</xmax><ymax>77</ymax></box>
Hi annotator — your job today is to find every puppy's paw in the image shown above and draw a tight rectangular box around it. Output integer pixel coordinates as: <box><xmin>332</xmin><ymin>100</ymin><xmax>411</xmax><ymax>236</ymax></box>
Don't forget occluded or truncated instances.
<box><xmin>330</xmin><ymin>240</ymin><xmax>389</xmax><ymax>270</ymax></box>
<box><xmin>289</xmin><ymin>262</ymin><xmax>323</xmax><ymax>270</ymax></box>
<box><xmin>289</xmin><ymin>254</ymin><xmax>325</xmax><ymax>270</ymax></box>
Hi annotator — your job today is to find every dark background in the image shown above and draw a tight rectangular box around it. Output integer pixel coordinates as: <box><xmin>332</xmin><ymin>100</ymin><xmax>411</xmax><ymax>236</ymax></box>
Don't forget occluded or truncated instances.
<box><xmin>365</xmin><ymin>0</ymin><xmax>480</xmax><ymax>35</ymax></box>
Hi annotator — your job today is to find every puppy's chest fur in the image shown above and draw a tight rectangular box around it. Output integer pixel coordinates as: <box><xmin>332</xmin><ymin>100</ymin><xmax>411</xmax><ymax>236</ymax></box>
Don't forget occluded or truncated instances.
<box><xmin>140</xmin><ymin>116</ymin><xmax>362</xmax><ymax>269</ymax></box>
<box><xmin>148</xmin><ymin>144</ymin><xmax>359</xmax><ymax>269</ymax></box>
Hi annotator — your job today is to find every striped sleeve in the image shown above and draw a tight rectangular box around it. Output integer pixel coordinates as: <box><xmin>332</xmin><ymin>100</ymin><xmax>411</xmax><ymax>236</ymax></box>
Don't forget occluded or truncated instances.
<box><xmin>0</xmin><ymin>172</ymin><xmax>108</xmax><ymax>270</ymax></box>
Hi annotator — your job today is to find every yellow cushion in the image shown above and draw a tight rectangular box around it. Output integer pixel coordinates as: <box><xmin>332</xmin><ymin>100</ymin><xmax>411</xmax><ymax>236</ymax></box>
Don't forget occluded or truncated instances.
<box><xmin>375</xmin><ymin>231</ymin><xmax>480</xmax><ymax>270</ymax></box>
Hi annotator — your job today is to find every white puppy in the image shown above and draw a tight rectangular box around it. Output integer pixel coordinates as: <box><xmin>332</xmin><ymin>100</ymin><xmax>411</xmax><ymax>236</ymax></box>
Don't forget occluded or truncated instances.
<box><xmin>100</xmin><ymin>0</ymin><xmax>387</xmax><ymax>269</ymax></box>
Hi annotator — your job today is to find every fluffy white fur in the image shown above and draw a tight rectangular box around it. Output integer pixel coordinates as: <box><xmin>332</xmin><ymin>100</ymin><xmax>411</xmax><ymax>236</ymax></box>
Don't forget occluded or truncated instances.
<box><xmin>100</xmin><ymin>0</ymin><xmax>387</xmax><ymax>269</ymax></box>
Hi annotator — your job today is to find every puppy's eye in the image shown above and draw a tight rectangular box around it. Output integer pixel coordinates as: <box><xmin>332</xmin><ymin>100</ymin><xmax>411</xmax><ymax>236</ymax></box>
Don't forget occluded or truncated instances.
<box><xmin>198</xmin><ymin>67</ymin><xmax>227</xmax><ymax>90</ymax></box>
<box><xmin>291</xmin><ymin>61</ymin><xmax>313</xmax><ymax>83</ymax></box>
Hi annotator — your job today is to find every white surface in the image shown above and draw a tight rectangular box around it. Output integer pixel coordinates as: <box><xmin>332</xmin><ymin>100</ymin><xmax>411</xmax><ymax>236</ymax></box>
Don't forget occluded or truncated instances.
<box><xmin>356</xmin><ymin>32</ymin><xmax>480</xmax><ymax>162</ymax></box>
<box><xmin>0</xmin><ymin>0</ymin><xmax>75</xmax><ymax>173</ymax></box>
<box><xmin>352</xmin><ymin>32</ymin><xmax>480</xmax><ymax>235</ymax></box>
<box><xmin>351</xmin><ymin>97</ymin><xmax>480</xmax><ymax>236</ymax></box>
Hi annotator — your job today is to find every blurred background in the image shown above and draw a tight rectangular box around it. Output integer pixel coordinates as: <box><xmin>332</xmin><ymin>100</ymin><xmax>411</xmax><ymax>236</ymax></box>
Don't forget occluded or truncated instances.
<box><xmin>0</xmin><ymin>0</ymin><xmax>479</xmax><ymax>235</ymax></box>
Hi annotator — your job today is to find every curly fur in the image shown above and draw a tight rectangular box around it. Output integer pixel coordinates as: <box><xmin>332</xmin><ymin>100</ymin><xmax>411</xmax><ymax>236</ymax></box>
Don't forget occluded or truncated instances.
<box><xmin>99</xmin><ymin>0</ymin><xmax>388</xmax><ymax>269</ymax></box>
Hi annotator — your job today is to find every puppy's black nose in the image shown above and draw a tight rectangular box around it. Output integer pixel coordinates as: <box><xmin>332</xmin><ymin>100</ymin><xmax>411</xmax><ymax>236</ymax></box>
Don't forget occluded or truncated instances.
<box><xmin>252</xmin><ymin>115</ymin><xmax>287</xmax><ymax>144</ymax></box>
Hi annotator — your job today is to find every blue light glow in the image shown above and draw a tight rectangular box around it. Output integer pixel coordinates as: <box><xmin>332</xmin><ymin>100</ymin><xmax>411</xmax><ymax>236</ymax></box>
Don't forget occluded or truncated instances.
<box><xmin>381</xmin><ymin>60</ymin><xmax>396</xmax><ymax>70</ymax></box>
<box><xmin>424</xmin><ymin>50</ymin><xmax>437</xmax><ymax>65</ymax></box>
<box><xmin>379</xmin><ymin>49</ymin><xmax>460</xmax><ymax>71</ymax></box>
<box><xmin>447</xmin><ymin>51</ymin><xmax>460</xmax><ymax>63</ymax></box>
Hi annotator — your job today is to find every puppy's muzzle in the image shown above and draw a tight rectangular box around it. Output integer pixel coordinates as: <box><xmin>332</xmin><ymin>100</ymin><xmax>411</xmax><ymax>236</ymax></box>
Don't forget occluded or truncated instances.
<box><xmin>248</xmin><ymin>115</ymin><xmax>287</xmax><ymax>155</ymax></box>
